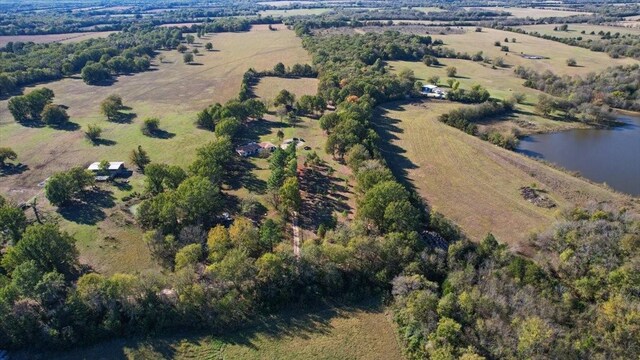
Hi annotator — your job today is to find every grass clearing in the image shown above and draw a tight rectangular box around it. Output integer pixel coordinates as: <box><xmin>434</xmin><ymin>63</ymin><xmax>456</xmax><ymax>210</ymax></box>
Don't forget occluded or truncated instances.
<box><xmin>0</xmin><ymin>31</ymin><xmax>117</xmax><ymax>47</ymax></box>
<box><xmin>434</xmin><ymin>27</ymin><xmax>637</xmax><ymax>76</ymax></box>
<box><xmin>469</xmin><ymin>6</ymin><xmax>591</xmax><ymax>19</ymax></box>
<box><xmin>17</xmin><ymin>299</ymin><xmax>403</xmax><ymax>360</ymax></box>
<box><xmin>388</xmin><ymin>59</ymin><xmax>588</xmax><ymax>135</ymax></box>
<box><xmin>252</xmin><ymin>77</ymin><xmax>318</xmax><ymax>104</ymax></box>
<box><xmin>0</xmin><ymin>24</ymin><xmax>311</xmax><ymax>274</ymax></box>
<box><xmin>373</xmin><ymin>102</ymin><xmax>633</xmax><ymax>252</ymax></box>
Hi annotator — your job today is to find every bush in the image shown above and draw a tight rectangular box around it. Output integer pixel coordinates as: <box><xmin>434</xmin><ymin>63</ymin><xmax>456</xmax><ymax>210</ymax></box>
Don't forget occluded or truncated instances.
<box><xmin>41</xmin><ymin>104</ymin><xmax>69</xmax><ymax>126</ymax></box>
<box><xmin>142</xmin><ymin>117</ymin><xmax>160</xmax><ymax>136</ymax></box>
<box><xmin>85</xmin><ymin>124</ymin><xmax>102</xmax><ymax>142</ymax></box>
<box><xmin>566</xmin><ymin>58</ymin><xmax>577</xmax><ymax>66</ymax></box>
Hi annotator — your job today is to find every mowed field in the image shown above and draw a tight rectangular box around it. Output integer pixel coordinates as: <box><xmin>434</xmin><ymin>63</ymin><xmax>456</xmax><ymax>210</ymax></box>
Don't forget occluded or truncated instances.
<box><xmin>0</xmin><ymin>31</ymin><xmax>117</xmax><ymax>47</ymax></box>
<box><xmin>0</xmin><ymin>24</ymin><xmax>312</xmax><ymax>274</ymax></box>
<box><xmin>374</xmin><ymin>102</ymin><xmax>633</xmax><ymax>251</ymax></box>
<box><xmin>388</xmin><ymin>59</ymin><xmax>589</xmax><ymax>135</ymax></box>
<box><xmin>18</xmin><ymin>301</ymin><xmax>403</xmax><ymax>360</ymax></box>
<box><xmin>469</xmin><ymin>6</ymin><xmax>590</xmax><ymax>19</ymax></box>
<box><xmin>436</xmin><ymin>27</ymin><xmax>638</xmax><ymax>76</ymax></box>
<box><xmin>259</xmin><ymin>8</ymin><xmax>331</xmax><ymax>16</ymax></box>
<box><xmin>515</xmin><ymin>23</ymin><xmax>640</xmax><ymax>39</ymax></box>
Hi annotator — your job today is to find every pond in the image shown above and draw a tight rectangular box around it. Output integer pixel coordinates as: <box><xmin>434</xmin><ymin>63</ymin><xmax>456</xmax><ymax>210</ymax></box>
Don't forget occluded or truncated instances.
<box><xmin>517</xmin><ymin>113</ymin><xmax>640</xmax><ymax>196</ymax></box>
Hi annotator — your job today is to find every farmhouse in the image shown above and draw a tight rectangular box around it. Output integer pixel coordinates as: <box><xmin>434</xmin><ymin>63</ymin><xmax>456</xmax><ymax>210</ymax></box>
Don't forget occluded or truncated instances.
<box><xmin>421</xmin><ymin>84</ymin><xmax>447</xmax><ymax>98</ymax></box>
<box><xmin>236</xmin><ymin>142</ymin><xmax>277</xmax><ymax>157</ymax></box>
<box><xmin>87</xmin><ymin>161</ymin><xmax>126</xmax><ymax>180</ymax></box>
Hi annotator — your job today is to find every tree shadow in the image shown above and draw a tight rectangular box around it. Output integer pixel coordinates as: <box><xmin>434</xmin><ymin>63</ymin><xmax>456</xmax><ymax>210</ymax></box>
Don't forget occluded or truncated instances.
<box><xmin>89</xmin><ymin>78</ymin><xmax>118</xmax><ymax>86</ymax></box>
<box><xmin>91</xmin><ymin>138</ymin><xmax>117</xmax><ymax>146</ymax></box>
<box><xmin>371</xmin><ymin>102</ymin><xmax>420</xmax><ymax>192</ymax></box>
<box><xmin>50</xmin><ymin>121</ymin><xmax>81</xmax><ymax>131</ymax></box>
<box><xmin>299</xmin><ymin>165</ymin><xmax>352</xmax><ymax>232</ymax></box>
<box><xmin>0</xmin><ymin>163</ymin><xmax>29</xmax><ymax>177</ymax></box>
<box><xmin>16</xmin><ymin>120</ymin><xmax>46</xmax><ymax>128</ymax></box>
<box><xmin>187</xmin><ymin>62</ymin><xmax>204</xmax><ymax>66</ymax></box>
<box><xmin>241</xmin><ymin>118</ymin><xmax>288</xmax><ymax>143</ymax></box>
<box><xmin>58</xmin><ymin>188</ymin><xmax>116</xmax><ymax>225</ymax></box>
<box><xmin>223</xmin><ymin>157</ymin><xmax>267</xmax><ymax>194</ymax></box>
<box><xmin>110</xmin><ymin>112</ymin><xmax>137</xmax><ymax>124</ymax></box>
<box><xmin>145</xmin><ymin>129</ymin><xmax>176</xmax><ymax>139</ymax></box>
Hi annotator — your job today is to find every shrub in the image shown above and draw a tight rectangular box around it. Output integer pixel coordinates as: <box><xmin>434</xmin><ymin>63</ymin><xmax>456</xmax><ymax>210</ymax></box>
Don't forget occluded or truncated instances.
<box><xmin>85</xmin><ymin>124</ymin><xmax>102</xmax><ymax>142</ymax></box>
<box><xmin>566</xmin><ymin>58</ymin><xmax>577</xmax><ymax>67</ymax></box>
<box><xmin>142</xmin><ymin>117</ymin><xmax>160</xmax><ymax>136</ymax></box>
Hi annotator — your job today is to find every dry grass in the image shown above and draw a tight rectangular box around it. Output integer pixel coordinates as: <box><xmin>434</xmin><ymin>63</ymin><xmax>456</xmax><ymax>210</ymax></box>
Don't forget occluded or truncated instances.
<box><xmin>373</xmin><ymin>101</ymin><xmax>633</xmax><ymax>252</ymax></box>
<box><xmin>470</xmin><ymin>6</ymin><xmax>591</xmax><ymax>19</ymax></box>
<box><xmin>514</xmin><ymin>23</ymin><xmax>640</xmax><ymax>39</ymax></box>
<box><xmin>259</xmin><ymin>8</ymin><xmax>331</xmax><ymax>16</ymax></box>
<box><xmin>0</xmin><ymin>25</ymin><xmax>311</xmax><ymax>274</ymax></box>
<box><xmin>253</xmin><ymin>77</ymin><xmax>318</xmax><ymax>104</ymax></box>
<box><xmin>436</xmin><ymin>27</ymin><xmax>636</xmax><ymax>76</ymax></box>
<box><xmin>16</xmin><ymin>300</ymin><xmax>403</xmax><ymax>360</ymax></box>
<box><xmin>0</xmin><ymin>31</ymin><xmax>117</xmax><ymax>47</ymax></box>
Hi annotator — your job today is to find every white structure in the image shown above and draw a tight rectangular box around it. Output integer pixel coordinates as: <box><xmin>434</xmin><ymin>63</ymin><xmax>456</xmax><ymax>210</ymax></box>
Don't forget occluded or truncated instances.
<box><xmin>87</xmin><ymin>161</ymin><xmax>125</xmax><ymax>173</ymax></box>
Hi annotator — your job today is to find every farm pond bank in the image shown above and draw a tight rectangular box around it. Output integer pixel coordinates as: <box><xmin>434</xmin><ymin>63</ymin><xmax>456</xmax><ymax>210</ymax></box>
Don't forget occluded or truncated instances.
<box><xmin>517</xmin><ymin>113</ymin><xmax>640</xmax><ymax>196</ymax></box>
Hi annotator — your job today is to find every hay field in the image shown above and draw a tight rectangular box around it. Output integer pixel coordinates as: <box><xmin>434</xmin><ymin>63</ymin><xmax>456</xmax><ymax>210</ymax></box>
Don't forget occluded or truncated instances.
<box><xmin>259</xmin><ymin>8</ymin><xmax>331</xmax><ymax>16</ymax></box>
<box><xmin>373</xmin><ymin>102</ymin><xmax>632</xmax><ymax>251</ymax></box>
<box><xmin>436</xmin><ymin>27</ymin><xmax>637</xmax><ymax>76</ymax></box>
<box><xmin>0</xmin><ymin>31</ymin><xmax>117</xmax><ymax>47</ymax></box>
<box><xmin>18</xmin><ymin>300</ymin><xmax>403</xmax><ymax>360</ymax></box>
<box><xmin>470</xmin><ymin>6</ymin><xmax>590</xmax><ymax>19</ymax></box>
<box><xmin>0</xmin><ymin>24</ymin><xmax>312</xmax><ymax>274</ymax></box>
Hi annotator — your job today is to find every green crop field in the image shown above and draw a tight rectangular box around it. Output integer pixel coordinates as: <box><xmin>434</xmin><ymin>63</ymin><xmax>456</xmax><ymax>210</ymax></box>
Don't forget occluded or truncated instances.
<box><xmin>436</xmin><ymin>27</ymin><xmax>636</xmax><ymax>76</ymax></box>
<box><xmin>0</xmin><ymin>24</ymin><xmax>313</xmax><ymax>274</ymax></box>
<box><xmin>373</xmin><ymin>102</ymin><xmax>633</xmax><ymax>252</ymax></box>
<box><xmin>17</xmin><ymin>300</ymin><xmax>403</xmax><ymax>360</ymax></box>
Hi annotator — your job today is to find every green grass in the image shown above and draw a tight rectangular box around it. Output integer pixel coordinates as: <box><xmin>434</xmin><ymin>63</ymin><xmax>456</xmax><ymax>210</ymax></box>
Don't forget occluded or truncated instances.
<box><xmin>387</xmin><ymin>59</ymin><xmax>589</xmax><ymax>135</ymax></box>
<box><xmin>16</xmin><ymin>299</ymin><xmax>404</xmax><ymax>360</ymax></box>
<box><xmin>435</xmin><ymin>27</ymin><xmax>637</xmax><ymax>76</ymax></box>
<box><xmin>373</xmin><ymin>102</ymin><xmax>632</xmax><ymax>252</ymax></box>
<box><xmin>0</xmin><ymin>24</ymin><xmax>312</xmax><ymax>274</ymax></box>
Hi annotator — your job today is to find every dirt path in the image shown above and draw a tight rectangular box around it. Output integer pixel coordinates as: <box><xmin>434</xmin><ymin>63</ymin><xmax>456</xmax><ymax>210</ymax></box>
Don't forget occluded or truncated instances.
<box><xmin>292</xmin><ymin>211</ymin><xmax>301</xmax><ymax>258</ymax></box>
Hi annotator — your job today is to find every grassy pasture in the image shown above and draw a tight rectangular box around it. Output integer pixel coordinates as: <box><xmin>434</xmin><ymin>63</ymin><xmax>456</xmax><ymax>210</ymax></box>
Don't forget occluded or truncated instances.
<box><xmin>0</xmin><ymin>31</ymin><xmax>117</xmax><ymax>47</ymax></box>
<box><xmin>0</xmin><ymin>25</ymin><xmax>311</xmax><ymax>274</ymax></box>
<box><xmin>436</xmin><ymin>27</ymin><xmax>637</xmax><ymax>76</ymax></box>
<box><xmin>388</xmin><ymin>59</ymin><xmax>588</xmax><ymax>135</ymax></box>
<box><xmin>16</xmin><ymin>299</ymin><xmax>402</xmax><ymax>360</ymax></box>
<box><xmin>514</xmin><ymin>23</ymin><xmax>640</xmax><ymax>39</ymax></box>
<box><xmin>373</xmin><ymin>102</ymin><xmax>633</xmax><ymax>251</ymax></box>
<box><xmin>469</xmin><ymin>6</ymin><xmax>591</xmax><ymax>19</ymax></box>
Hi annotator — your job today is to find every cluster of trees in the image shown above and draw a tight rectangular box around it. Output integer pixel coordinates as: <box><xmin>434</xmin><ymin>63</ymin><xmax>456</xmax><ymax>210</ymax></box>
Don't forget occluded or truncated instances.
<box><xmin>0</xmin><ymin>26</ymin><xmax>182</xmax><ymax>95</ymax></box>
<box><xmin>515</xmin><ymin>64</ymin><xmax>640</xmax><ymax>114</ymax></box>
<box><xmin>44</xmin><ymin>167</ymin><xmax>95</xmax><ymax>206</ymax></box>
<box><xmin>321</xmin><ymin>98</ymin><xmax>379</xmax><ymax>160</ymax></box>
<box><xmin>266</xmin><ymin>145</ymin><xmax>301</xmax><ymax>216</ymax></box>
<box><xmin>446</xmin><ymin>84</ymin><xmax>491</xmax><ymax>103</ymax></box>
<box><xmin>195</xmin><ymin>98</ymin><xmax>266</xmax><ymax>137</ymax></box>
<box><xmin>439</xmin><ymin>99</ymin><xmax>514</xmax><ymax>135</ymax></box>
<box><xmin>393</xmin><ymin>206</ymin><xmax>640</xmax><ymax>359</ymax></box>
<box><xmin>7</xmin><ymin>88</ymin><xmax>70</xmax><ymax>127</ymax></box>
<box><xmin>301</xmin><ymin>31</ymin><xmax>433</xmax><ymax>104</ymax></box>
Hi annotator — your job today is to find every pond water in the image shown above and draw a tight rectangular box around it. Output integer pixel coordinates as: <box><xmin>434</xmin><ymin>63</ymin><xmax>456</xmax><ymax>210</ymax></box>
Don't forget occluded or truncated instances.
<box><xmin>517</xmin><ymin>113</ymin><xmax>640</xmax><ymax>196</ymax></box>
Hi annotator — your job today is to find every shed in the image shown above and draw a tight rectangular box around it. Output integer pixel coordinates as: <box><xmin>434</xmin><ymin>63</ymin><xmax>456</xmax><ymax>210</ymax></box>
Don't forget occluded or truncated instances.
<box><xmin>87</xmin><ymin>161</ymin><xmax>125</xmax><ymax>173</ymax></box>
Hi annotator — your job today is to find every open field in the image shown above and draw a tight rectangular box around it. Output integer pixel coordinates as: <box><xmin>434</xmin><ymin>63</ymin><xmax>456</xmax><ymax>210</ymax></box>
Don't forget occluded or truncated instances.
<box><xmin>388</xmin><ymin>59</ymin><xmax>589</xmax><ymax>135</ymax></box>
<box><xmin>0</xmin><ymin>24</ymin><xmax>311</xmax><ymax>274</ymax></box>
<box><xmin>373</xmin><ymin>102</ymin><xmax>634</xmax><ymax>251</ymax></box>
<box><xmin>0</xmin><ymin>31</ymin><xmax>117</xmax><ymax>47</ymax></box>
<box><xmin>468</xmin><ymin>6</ymin><xmax>591</xmax><ymax>19</ymax></box>
<box><xmin>16</xmin><ymin>300</ymin><xmax>402</xmax><ymax>360</ymax></box>
<box><xmin>259</xmin><ymin>8</ymin><xmax>331</xmax><ymax>17</ymax></box>
<box><xmin>253</xmin><ymin>76</ymin><xmax>318</xmax><ymax>103</ymax></box>
<box><xmin>515</xmin><ymin>23</ymin><xmax>640</xmax><ymax>39</ymax></box>
<box><xmin>436</xmin><ymin>27</ymin><xmax>637</xmax><ymax>76</ymax></box>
